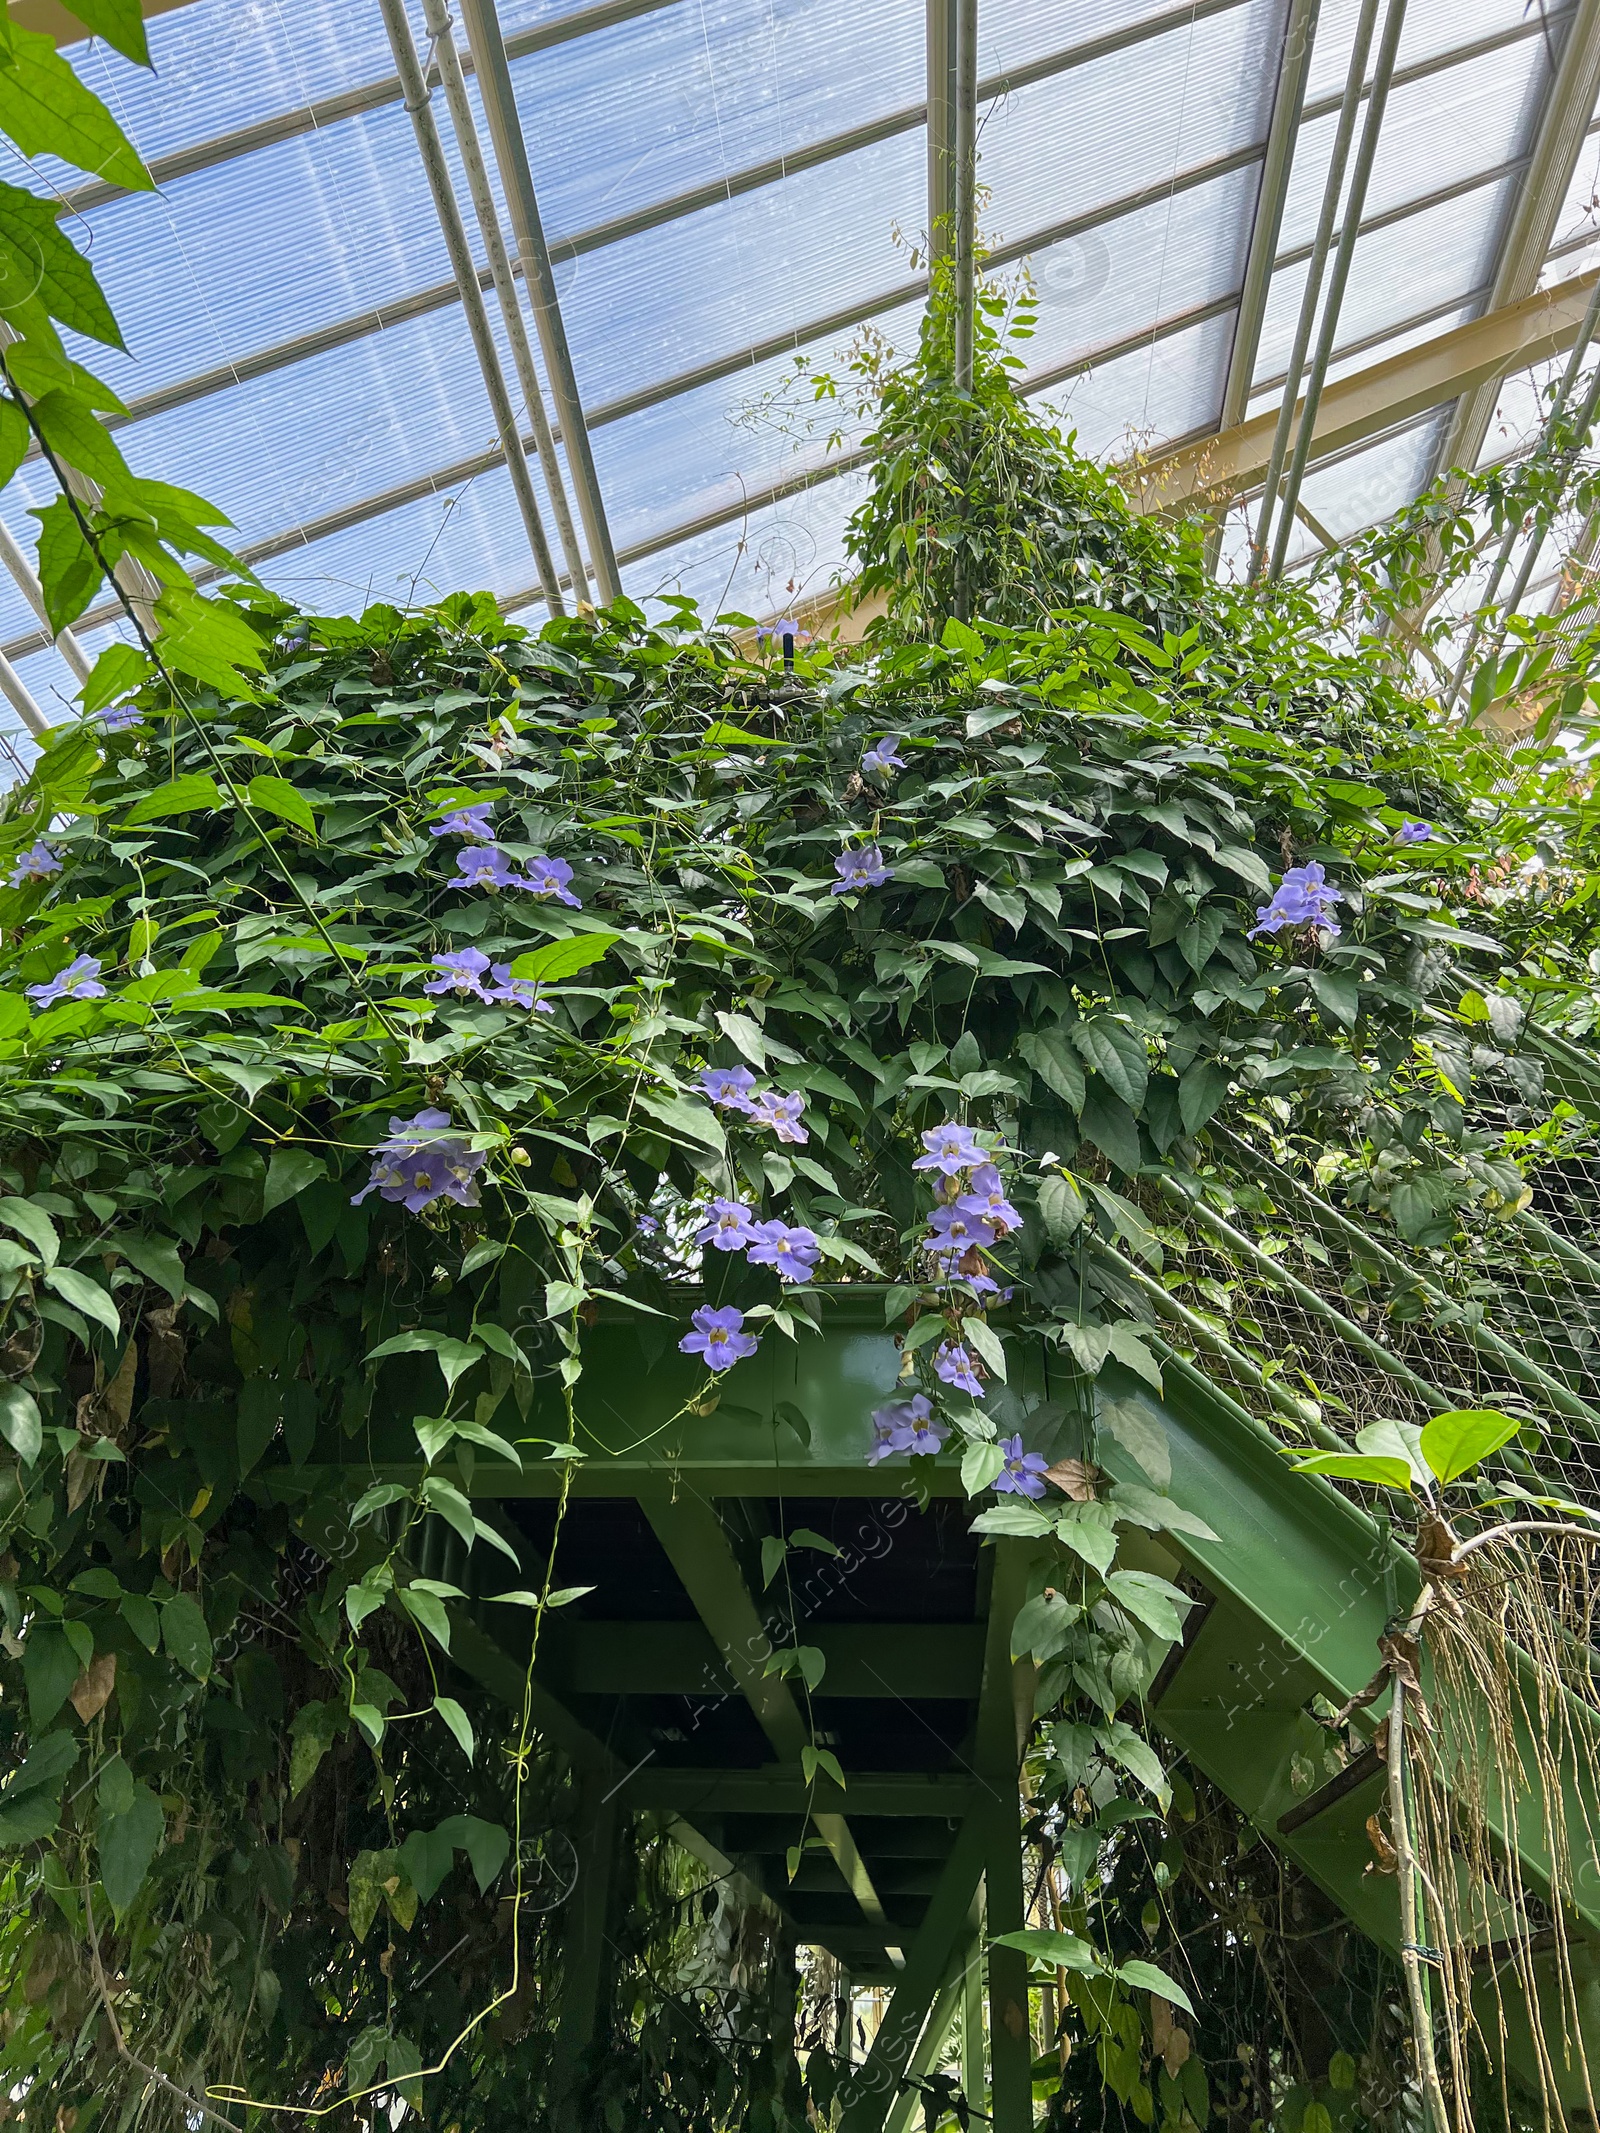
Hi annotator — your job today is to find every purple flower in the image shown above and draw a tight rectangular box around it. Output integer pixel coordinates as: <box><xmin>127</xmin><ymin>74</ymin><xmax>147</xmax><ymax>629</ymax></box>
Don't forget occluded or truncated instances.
<box><xmin>423</xmin><ymin>947</ymin><xmax>494</xmax><ymax>1001</ymax></box>
<box><xmin>934</xmin><ymin>1342</ymin><xmax>984</xmax><ymax>1396</ymax></box>
<box><xmin>862</xmin><ymin>736</ymin><xmax>907</xmax><ymax>775</ymax></box>
<box><xmin>994</xmin><ymin>1432</ymin><xmax>1048</xmax><ymax>1499</ymax></box>
<box><xmin>926</xmin><ymin>1202</ymin><xmax>1001</xmax><ymax>1255</ymax></box>
<box><xmin>695</xmin><ymin>1197</ymin><xmax>761</xmax><ymax>1253</ymax></box>
<box><xmin>430</xmin><ymin>803</ymin><xmax>495</xmax><ymax>841</ymax></box>
<box><xmin>757</xmin><ymin>617</ymin><xmax>803</xmax><ymax>644</ymax></box>
<box><xmin>749</xmin><ymin>1089</ymin><xmax>808</xmax><ymax>1145</ymax></box>
<box><xmin>26</xmin><ymin>953</ymin><xmax>105</xmax><ymax>1008</ymax></box>
<box><xmin>487</xmin><ymin>962</ymin><xmax>553</xmax><ymax>1012</ymax></box>
<box><xmin>351</xmin><ymin>1108</ymin><xmax>488</xmax><ymax>1213</ymax></box>
<box><xmin>696</xmin><ymin>1066</ymin><xmax>758</xmax><ymax>1113</ymax></box>
<box><xmin>746</xmin><ymin>1220</ymin><xmax>821</xmax><ymax>1282</ymax></box>
<box><xmin>1396</xmin><ymin>820</ymin><xmax>1433</xmax><ymax>845</ymax></box>
<box><xmin>914</xmin><ymin>1122</ymin><xmax>986</xmax><ymax>1176</ymax></box>
<box><xmin>635</xmin><ymin>1212</ymin><xmax>660</xmax><ymax>1236</ymax></box>
<box><xmin>523</xmin><ymin>855</ymin><xmax>582</xmax><ymax>907</ymax></box>
<box><xmin>832</xmin><ymin>845</ymin><xmax>892</xmax><ymax>896</ymax></box>
<box><xmin>454</xmin><ymin>844</ymin><xmax>529</xmax><ymax>893</ymax></box>
<box><xmin>8</xmin><ymin>841</ymin><xmax>60</xmax><ymax>888</ymax></box>
<box><xmin>964</xmin><ymin>1164</ymin><xmax>1021</xmax><ymax>1234</ymax></box>
<box><xmin>98</xmin><ymin>700</ymin><xmax>142</xmax><ymax>733</ymax></box>
<box><xmin>1247</xmin><ymin>861</ymin><xmax>1343</xmax><ymax>941</ymax></box>
<box><xmin>866</xmin><ymin>1393</ymin><xmax>945</xmax><ymax>1463</ymax></box>
<box><xmin>679</xmin><ymin>1304</ymin><xmax>759</xmax><ymax>1372</ymax></box>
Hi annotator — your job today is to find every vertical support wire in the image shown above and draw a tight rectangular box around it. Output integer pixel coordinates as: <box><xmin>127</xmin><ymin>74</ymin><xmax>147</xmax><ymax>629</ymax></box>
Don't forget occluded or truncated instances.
<box><xmin>1442</xmin><ymin>269</ymin><xmax>1600</xmax><ymax>711</ymax></box>
<box><xmin>1265</xmin><ymin>0</ymin><xmax>1410</xmax><ymax>580</ymax></box>
<box><xmin>378</xmin><ymin>0</ymin><xmax>565</xmax><ymax>614</ymax></box>
<box><xmin>457</xmin><ymin>0</ymin><xmax>623</xmax><ymax>608</ymax></box>
<box><xmin>1248</xmin><ymin>0</ymin><xmax>1385</xmax><ymax>581</ymax></box>
<box><xmin>422</xmin><ymin>0</ymin><xmax>591</xmax><ymax>605</ymax></box>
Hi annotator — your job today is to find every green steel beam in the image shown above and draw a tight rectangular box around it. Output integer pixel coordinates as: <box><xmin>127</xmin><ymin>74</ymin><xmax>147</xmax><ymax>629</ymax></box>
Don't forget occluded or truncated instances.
<box><xmin>840</xmin><ymin>1815</ymin><xmax>987</xmax><ymax>2133</ymax></box>
<box><xmin>638</xmin><ymin>1481</ymin><xmax>901</xmax><ymax>1955</ymax></box>
<box><xmin>539</xmin><ymin>1619</ymin><xmax>986</xmax><ymax>1699</ymax></box>
<box><xmin>974</xmin><ymin>1541</ymin><xmax>1035</xmax><ymax>2133</ymax></box>
<box><xmin>551</xmin><ymin>1788</ymin><xmax>618</xmax><ymax>2117</ymax></box>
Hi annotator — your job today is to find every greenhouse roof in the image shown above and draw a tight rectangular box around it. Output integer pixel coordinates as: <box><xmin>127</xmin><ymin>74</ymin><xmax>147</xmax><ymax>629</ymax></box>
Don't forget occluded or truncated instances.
<box><xmin>3</xmin><ymin>0</ymin><xmax>1599</xmax><ymax>741</ymax></box>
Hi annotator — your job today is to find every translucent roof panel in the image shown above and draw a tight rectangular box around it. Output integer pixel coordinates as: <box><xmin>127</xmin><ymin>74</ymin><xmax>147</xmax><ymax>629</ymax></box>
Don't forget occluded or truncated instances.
<box><xmin>0</xmin><ymin>0</ymin><xmax>1588</xmax><ymax>748</ymax></box>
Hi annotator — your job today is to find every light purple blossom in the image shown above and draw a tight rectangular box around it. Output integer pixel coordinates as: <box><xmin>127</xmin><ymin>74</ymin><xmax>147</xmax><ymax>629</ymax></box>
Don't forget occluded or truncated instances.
<box><xmin>747</xmin><ymin>1220</ymin><xmax>821</xmax><ymax>1282</ymax></box>
<box><xmin>679</xmin><ymin>1304</ymin><xmax>759</xmax><ymax>1372</ymax></box>
<box><xmin>695</xmin><ymin>1197</ymin><xmax>761</xmax><ymax>1253</ymax></box>
<box><xmin>487</xmin><ymin>962</ymin><xmax>553</xmax><ymax>1012</ymax></box>
<box><xmin>1247</xmin><ymin>861</ymin><xmax>1343</xmax><ymax>942</ymax></box>
<box><xmin>1396</xmin><ymin>820</ymin><xmax>1433</xmax><ymax>845</ymax></box>
<box><xmin>914</xmin><ymin>1122</ymin><xmax>987</xmax><ymax>1175</ymax></box>
<box><xmin>862</xmin><ymin>736</ymin><xmax>907</xmax><ymax>775</ymax></box>
<box><xmin>963</xmin><ymin>1165</ymin><xmax>1021</xmax><ymax>1234</ymax></box>
<box><xmin>524</xmin><ymin>855</ymin><xmax>582</xmax><ymax>907</ymax></box>
<box><xmin>757</xmin><ymin>617</ymin><xmax>803</xmax><ymax>644</ymax></box>
<box><xmin>98</xmin><ymin>701</ymin><xmax>142</xmax><ymax>733</ymax></box>
<box><xmin>934</xmin><ymin>1342</ymin><xmax>984</xmax><ymax>1396</ymax></box>
<box><xmin>423</xmin><ymin>947</ymin><xmax>494</xmax><ymax>1001</ymax></box>
<box><xmin>697</xmin><ymin>1066</ymin><xmax>758</xmax><ymax>1112</ymax></box>
<box><xmin>832</xmin><ymin>845</ymin><xmax>892</xmax><ymax>896</ymax></box>
<box><xmin>8</xmin><ymin>841</ymin><xmax>60</xmax><ymax>888</ymax></box>
<box><xmin>749</xmin><ymin>1089</ymin><xmax>809</xmax><ymax>1145</ymax></box>
<box><xmin>635</xmin><ymin>1212</ymin><xmax>660</xmax><ymax>1236</ymax></box>
<box><xmin>865</xmin><ymin>1393</ymin><xmax>946</xmax><ymax>1463</ymax></box>
<box><xmin>454</xmin><ymin>845</ymin><xmax>531</xmax><ymax>893</ymax></box>
<box><xmin>994</xmin><ymin>1432</ymin><xmax>1048</xmax><ymax>1499</ymax></box>
<box><xmin>430</xmin><ymin>803</ymin><xmax>495</xmax><ymax>841</ymax></box>
<box><xmin>26</xmin><ymin>953</ymin><xmax>105</xmax><ymax>1008</ymax></box>
<box><xmin>351</xmin><ymin>1108</ymin><xmax>489</xmax><ymax>1214</ymax></box>
<box><xmin>927</xmin><ymin>1202</ymin><xmax>1001</xmax><ymax>1254</ymax></box>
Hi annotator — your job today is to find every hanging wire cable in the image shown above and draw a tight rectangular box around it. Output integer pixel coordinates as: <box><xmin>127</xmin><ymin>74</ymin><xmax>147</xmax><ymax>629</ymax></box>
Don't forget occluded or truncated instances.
<box><xmin>1248</xmin><ymin>0</ymin><xmax>1384</xmax><ymax>581</ymax></box>
<box><xmin>1266</xmin><ymin>0</ymin><xmax>1410</xmax><ymax>579</ymax></box>
<box><xmin>1442</xmin><ymin>269</ymin><xmax>1600</xmax><ymax>713</ymax></box>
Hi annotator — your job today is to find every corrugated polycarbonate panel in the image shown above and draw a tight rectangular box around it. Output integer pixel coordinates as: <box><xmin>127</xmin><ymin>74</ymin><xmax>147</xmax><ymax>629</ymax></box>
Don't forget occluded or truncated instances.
<box><xmin>55</xmin><ymin>102</ymin><xmax>455</xmax><ymax>401</ymax></box>
<box><xmin>981</xmin><ymin>0</ymin><xmax>1253</xmax><ymax>82</ymax></box>
<box><xmin>1039</xmin><ymin>311</ymin><xmax>1237</xmax><ymax>462</ymax></box>
<box><xmin>618</xmin><ymin>467</ymin><xmax>871</xmax><ymax>621</ymax></box>
<box><xmin>1545</xmin><ymin>123</ymin><xmax>1600</xmax><ymax>265</ymax></box>
<box><xmin>1303</xmin><ymin>0</ymin><xmax>1559</xmax><ymax>106</ymax></box>
<box><xmin>977</xmin><ymin>0</ymin><xmax>1280</xmax><ymax>248</ymax></box>
<box><xmin>1253</xmin><ymin>176</ymin><xmax>1515</xmax><ymax>388</ymax></box>
<box><xmin>502</xmin><ymin>0</ymin><xmax>926</xmax><ymax>248</ymax></box>
<box><xmin>1020</xmin><ymin>166</ymin><xmax>1257</xmax><ymax>382</ymax></box>
<box><xmin>1292</xmin><ymin>411</ymin><xmax>1448</xmax><ymax>551</ymax></box>
<box><xmin>1276</xmin><ymin>32</ymin><xmax>1546</xmax><ymax>259</ymax></box>
<box><xmin>551</xmin><ymin>130</ymin><xmax>921</xmax><ymax>412</ymax></box>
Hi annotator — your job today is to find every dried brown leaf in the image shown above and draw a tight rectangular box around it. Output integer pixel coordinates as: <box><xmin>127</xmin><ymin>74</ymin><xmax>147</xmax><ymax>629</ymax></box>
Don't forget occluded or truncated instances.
<box><xmin>1045</xmin><ymin>1458</ymin><xmax>1099</xmax><ymax>1502</ymax></box>
<box><xmin>68</xmin><ymin>1650</ymin><xmax>116</xmax><ymax>1723</ymax></box>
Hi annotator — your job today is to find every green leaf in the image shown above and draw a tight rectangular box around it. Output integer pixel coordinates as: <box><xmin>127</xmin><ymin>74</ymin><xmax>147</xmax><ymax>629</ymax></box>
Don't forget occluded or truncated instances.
<box><xmin>1105</xmin><ymin>1323</ymin><xmax>1161</xmax><ymax>1390</ymax></box>
<box><xmin>801</xmin><ymin>1743</ymin><xmax>845</xmax><ymax>1789</ymax></box>
<box><xmin>399</xmin><ymin>1586</ymin><xmax>452</xmax><ymax>1651</ymax></box>
<box><xmin>1290</xmin><ymin>1452</ymin><xmax>1414</xmax><ymax>1491</ymax></box>
<box><xmin>1102</xmin><ymin>1718</ymin><xmax>1171</xmax><ymax>1804</ymax></box>
<box><xmin>1178</xmin><ymin>1060</ymin><xmax>1230</xmax><ymax>1135</ymax></box>
<box><xmin>398</xmin><ymin>1823</ymin><xmax>455</xmax><ymax>1905</ymax></box>
<box><xmin>160</xmin><ymin>1592</ymin><xmax>212</xmax><ymax>1681</ymax></box>
<box><xmin>1018</xmin><ymin>1027</ymin><xmax>1086</xmax><ymax>1111</ymax></box>
<box><xmin>1177</xmin><ymin>907</ymin><xmax>1225</xmax><ymax>974</ymax></box>
<box><xmin>1116</xmin><ymin>1959</ymin><xmax>1196</xmax><ymax>2016</ymax></box>
<box><xmin>29</xmin><ymin>493</ymin><xmax>101</xmax><ymax>633</ymax></box>
<box><xmin>51</xmin><ymin>0</ymin><xmax>149</xmax><ymax>65</ymax></box>
<box><xmin>1309</xmin><ymin>968</ymin><xmax>1360</xmax><ymax>1030</ymax></box>
<box><xmin>1099</xmin><ymin>1396</ymin><xmax>1172</xmax><ymax>1490</ymax></box>
<box><xmin>1038</xmin><ymin>1170</ymin><xmax>1085</xmax><ymax>1245</ymax></box>
<box><xmin>1054</xmin><ymin>1504</ymin><xmax>1118</xmax><ymax>1574</ymax></box>
<box><xmin>263</xmin><ymin>1146</ymin><xmax>327</xmax><ymax>1215</ymax></box>
<box><xmin>32</xmin><ymin>386</ymin><xmax>129</xmax><ymax>485</ymax></box>
<box><xmin>1080</xmin><ymin>1081</ymin><xmax>1142</xmax><ymax>1176</ymax></box>
<box><xmin>247</xmin><ymin>774</ymin><xmax>317</xmax><ymax>837</ymax></box>
<box><xmin>1105</xmin><ymin>1569</ymin><xmax>1190</xmax><ymax>1643</ymax></box>
<box><xmin>98</xmin><ymin>1778</ymin><xmax>163</xmax><ymax>1918</ymax></box>
<box><xmin>1070</xmin><ymin>1016</ymin><xmax>1148</xmax><ymax>1110</ymax></box>
<box><xmin>433</xmin><ymin>1695</ymin><xmax>475</xmax><ymax>1762</ymax></box>
<box><xmin>962</xmin><ymin>1315</ymin><xmax>1007</xmax><ymax>1381</ymax></box>
<box><xmin>760</xmin><ymin>1534</ymin><xmax>787</xmax><ymax>1588</ymax></box>
<box><xmin>365</xmin><ymin>1328</ymin><xmax>483</xmax><ymax>1395</ymax></box>
<box><xmin>1390</xmin><ymin>1173</ymin><xmax>1449</xmax><ymax>1245</ymax></box>
<box><xmin>1108</xmin><ymin>1483</ymin><xmax>1218</xmax><ymax>1544</ymax></box>
<box><xmin>0</xmin><ymin>1382</ymin><xmax>41</xmax><ymax>1467</ymax></box>
<box><xmin>0</xmin><ymin>181</ymin><xmax>124</xmax><ymax>345</ymax></box>
<box><xmin>961</xmin><ymin>1440</ymin><xmax>1005</xmax><ymax>1495</ymax></box>
<box><xmin>121</xmin><ymin>772</ymin><xmax>224</xmax><ymax>827</ymax></box>
<box><xmin>1419</xmin><ymin>1408</ymin><xmax>1523</xmax><ymax>1485</ymax></box>
<box><xmin>0</xmin><ymin>1197</ymin><xmax>54</xmax><ymax>1268</ymax></box>
<box><xmin>43</xmin><ymin>1265</ymin><xmax>119</xmax><ymax>1335</ymax></box>
<box><xmin>23</xmin><ymin>1626</ymin><xmax>78</xmax><ymax>1726</ymax></box>
<box><xmin>420</xmin><ymin>1476</ymin><xmax>477</xmax><ymax>1550</ymax></box>
<box><xmin>0</xmin><ymin>397</ymin><xmax>28</xmax><ymax>492</ymax></box>
<box><xmin>115</xmin><ymin>1231</ymin><xmax>185</xmax><ymax>1301</ymax></box>
<box><xmin>456</xmin><ymin>1814</ymin><xmax>510</xmax><ymax>1892</ymax></box>
<box><xmin>509</xmin><ymin>931</ymin><xmax>621</xmax><ymax>983</ymax></box>
<box><xmin>991</xmin><ymin>1927</ymin><xmax>1102</xmax><ymax>1974</ymax></box>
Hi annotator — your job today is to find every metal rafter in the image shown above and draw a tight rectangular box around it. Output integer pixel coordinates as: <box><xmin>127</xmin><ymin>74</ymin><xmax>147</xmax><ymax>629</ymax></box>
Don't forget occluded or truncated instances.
<box><xmin>1430</xmin><ymin>0</ymin><xmax>1600</xmax><ymax>484</ymax></box>
<box><xmin>457</xmin><ymin>0</ymin><xmax>621</xmax><ymax>605</ymax></box>
<box><xmin>926</xmin><ymin>0</ymin><xmax>957</xmax><ymax>261</ymax></box>
<box><xmin>377</xmin><ymin>0</ymin><xmax>564</xmax><ymax>612</ymax></box>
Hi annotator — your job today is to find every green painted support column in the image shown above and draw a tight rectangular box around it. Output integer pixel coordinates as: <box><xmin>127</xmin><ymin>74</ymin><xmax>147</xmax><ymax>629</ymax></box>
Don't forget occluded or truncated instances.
<box><xmin>961</xmin><ymin>1924</ymin><xmax>985</xmax><ymax>2112</ymax></box>
<box><xmin>885</xmin><ymin>1959</ymin><xmax>965</xmax><ymax>2133</ymax></box>
<box><xmin>840</xmin><ymin>1816</ymin><xmax>987</xmax><ymax>2133</ymax></box>
<box><xmin>976</xmin><ymin>1540</ymin><xmax>1035</xmax><ymax>2133</ymax></box>
<box><xmin>552</xmin><ymin>1781</ymin><xmax>618</xmax><ymax>2124</ymax></box>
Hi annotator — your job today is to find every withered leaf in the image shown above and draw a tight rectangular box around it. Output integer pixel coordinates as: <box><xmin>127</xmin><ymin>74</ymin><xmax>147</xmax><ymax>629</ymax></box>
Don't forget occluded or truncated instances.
<box><xmin>1045</xmin><ymin>1458</ymin><xmax>1099</xmax><ymax>1502</ymax></box>
<box><xmin>68</xmin><ymin>1650</ymin><xmax>117</xmax><ymax>1723</ymax></box>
